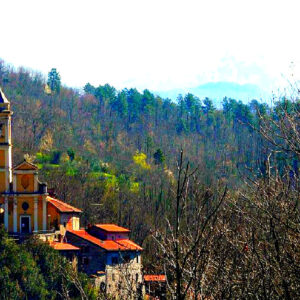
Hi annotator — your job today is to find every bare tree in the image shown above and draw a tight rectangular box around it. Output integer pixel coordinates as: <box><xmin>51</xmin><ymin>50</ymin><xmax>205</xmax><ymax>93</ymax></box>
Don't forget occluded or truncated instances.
<box><xmin>255</xmin><ymin>96</ymin><xmax>300</xmax><ymax>158</ymax></box>
<box><xmin>153</xmin><ymin>97</ymin><xmax>300</xmax><ymax>299</ymax></box>
<box><xmin>154</xmin><ymin>150</ymin><xmax>227</xmax><ymax>299</ymax></box>
<box><xmin>204</xmin><ymin>94</ymin><xmax>300</xmax><ymax>299</ymax></box>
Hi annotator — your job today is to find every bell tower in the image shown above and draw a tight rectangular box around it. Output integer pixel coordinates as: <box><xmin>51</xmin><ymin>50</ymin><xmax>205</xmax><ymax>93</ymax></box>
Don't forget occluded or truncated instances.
<box><xmin>0</xmin><ymin>88</ymin><xmax>12</xmax><ymax>193</ymax></box>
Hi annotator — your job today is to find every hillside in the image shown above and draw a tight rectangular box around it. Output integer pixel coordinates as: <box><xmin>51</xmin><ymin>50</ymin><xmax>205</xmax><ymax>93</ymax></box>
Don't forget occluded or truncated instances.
<box><xmin>0</xmin><ymin>60</ymin><xmax>276</xmax><ymax>230</ymax></box>
<box><xmin>0</xmin><ymin>59</ymin><xmax>299</xmax><ymax>299</ymax></box>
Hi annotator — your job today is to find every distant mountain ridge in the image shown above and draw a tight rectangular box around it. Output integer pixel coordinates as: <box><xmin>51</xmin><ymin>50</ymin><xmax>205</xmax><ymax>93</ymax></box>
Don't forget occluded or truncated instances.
<box><xmin>155</xmin><ymin>82</ymin><xmax>268</xmax><ymax>105</ymax></box>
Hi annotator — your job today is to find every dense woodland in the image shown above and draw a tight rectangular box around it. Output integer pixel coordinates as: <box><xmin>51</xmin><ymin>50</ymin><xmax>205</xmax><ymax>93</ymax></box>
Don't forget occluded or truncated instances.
<box><xmin>0</xmin><ymin>60</ymin><xmax>299</xmax><ymax>299</ymax></box>
<box><xmin>0</xmin><ymin>228</ymin><xmax>97</xmax><ymax>300</ymax></box>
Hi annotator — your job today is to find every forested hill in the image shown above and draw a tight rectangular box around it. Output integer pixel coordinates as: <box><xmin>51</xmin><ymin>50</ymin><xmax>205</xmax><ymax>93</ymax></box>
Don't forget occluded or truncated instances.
<box><xmin>1</xmin><ymin>61</ymin><xmax>268</xmax><ymax>180</ymax></box>
<box><xmin>0</xmin><ymin>60</ymin><xmax>291</xmax><ymax>241</ymax></box>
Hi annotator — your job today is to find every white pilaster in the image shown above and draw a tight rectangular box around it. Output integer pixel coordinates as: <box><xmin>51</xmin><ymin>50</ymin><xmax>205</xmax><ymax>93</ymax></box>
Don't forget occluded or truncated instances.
<box><xmin>34</xmin><ymin>174</ymin><xmax>38</xmax><ymax>192</ymax></box>
<box><xmin>4</xmin><ymin>196</ymin><xmax>8</xmax><ymax>230</ymax></box>
<box><xmin>13</xmin><ymin>174</ymin><xmax>16</xmax><ymax>192</ymax></box>
<box><xmin>5</xmin><ymin>150</ymin><xmax>8</xmax><ymax>191</ymax></box>
<box><xmin>8</xmin><ymin>118</ymin><xmax>11</xmax><ymax>144</ymax></box>
<box><xmin>43</xmin><ymin>196</ymin><xmax>47</xmax><ymax>230</ymax></box>
<box><xmin>8</xmin><ymin>146</ymin><xmax>12</xmax><ymax>183</ymax></box>
<box><xmin>34</xmin><ymin>197</ymin><xmax>38</xmax><ymax>232</ymax></box>
<box><xmin>13</xmin><ymin>197</ymin><xmax>17</xmax><ymax>233</ymax></box>
<box><xmin>4</xmin><ymin>145</ymin><xmax>12</xmax><ymax>192</ymax></box>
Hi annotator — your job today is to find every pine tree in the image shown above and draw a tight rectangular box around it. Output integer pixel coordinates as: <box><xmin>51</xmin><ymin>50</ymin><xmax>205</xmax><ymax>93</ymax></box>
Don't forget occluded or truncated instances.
<box><xmin>153</xmin><ymin>148</ymin><xmax>165</xmax><ymax>165</ymax></box>
<box><xmin>47</xmin><ymin>68</ymin><xmax>61</xmax><ymax>94</ymax></box>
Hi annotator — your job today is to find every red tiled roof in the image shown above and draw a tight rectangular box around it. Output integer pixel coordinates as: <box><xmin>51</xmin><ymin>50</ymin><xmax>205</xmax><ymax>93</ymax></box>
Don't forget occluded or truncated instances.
<box><xmin>68</xmin><ymin>229</ymin><xmax>142</xmax><ymax>251</ymax></box>
<box><xmin>94</xmin><ymin>224</ymin><xmax>130</xmax><ymax>233</ymax></box>
<box><xmin>47</xmin><ymin>196</ymin><xmax>82</xmax><ymax>213</ymax></box>
<box><xmin>50</xmin><ymin>242</ymin><xmax>80</xmax><ymax>251</ymax></box>
<box><xmin>144</xmin><ymin>275</ymin><xmax>166</xmax><ymax>282</ymax></box>
<box><xmin>115</xmin><ymin>239</ymin><xmax>143</xmax><ymax>250</ymax></box>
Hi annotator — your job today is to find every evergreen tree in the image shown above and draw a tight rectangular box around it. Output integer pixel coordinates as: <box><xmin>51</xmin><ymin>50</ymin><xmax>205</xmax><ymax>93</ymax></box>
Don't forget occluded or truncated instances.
<box><xmin>84</xmin><ymin>82</ymin><xmax>96</xmax><ymax>95</ymax></box>
<box><xmin>153</xmin><ymin>148</ymin><xmax>165</xmax><ymax>165</ymax></box>
<box><xmin>0</xmin><ymin>227</ymin><xmax>48</xmax><ymax>299</ymax></box>
<box><xmin>47</xmin><ymin>68</ymin><xmax>61</xmax><ymax>94</ymax></box>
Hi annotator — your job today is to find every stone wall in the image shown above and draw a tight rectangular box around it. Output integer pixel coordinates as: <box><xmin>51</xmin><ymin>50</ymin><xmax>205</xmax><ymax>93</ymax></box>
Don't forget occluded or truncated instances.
<box><xmin>66</xmin><ymin>231</ymin><xmax>106</xmax><ymax>274</ymax></box>
<box><xmin>105</xmin><ymin>251</ymin><xmax>143</xmax><ymax>299</ymax></box>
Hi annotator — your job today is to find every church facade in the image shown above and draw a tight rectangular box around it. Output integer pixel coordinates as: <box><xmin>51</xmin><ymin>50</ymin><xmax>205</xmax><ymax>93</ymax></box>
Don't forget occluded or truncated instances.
<box><xmin>0</xmin><ymin>88</ymin><xmax>81</xmax><ymax>234</ymax></box>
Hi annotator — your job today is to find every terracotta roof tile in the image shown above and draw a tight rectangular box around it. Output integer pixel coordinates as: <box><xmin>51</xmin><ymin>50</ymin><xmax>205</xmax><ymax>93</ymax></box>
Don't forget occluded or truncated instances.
<box><xmin>47</xmin><ymin>196</ymin><xmax>82</xmax><ymax>213</ymax></box>
<box><xmin>144</xmin><ymin>275</ymin><xmax>166</xmax><ymax>282</ymax></box>
<box><xmin>115</xmin><ymin>239</ymin><xmax>143</xmax><ymax>251</ymax></box>
<box><xmin>50</xmin><ymin>242</ymin><xmax>80</xmax><ymax>251</ymax></box>
<box><xmin>68</xmin><ymin>229</ymin><xmax>142</xmax><ymax>251</ymax></box>
<box><xmin>94</xmin><ymin>224</ymin><xmax>130</xmax><ymax>233</ymax></box>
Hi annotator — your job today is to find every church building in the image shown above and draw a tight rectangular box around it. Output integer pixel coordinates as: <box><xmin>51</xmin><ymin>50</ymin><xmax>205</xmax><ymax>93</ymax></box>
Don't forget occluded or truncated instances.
<box><xmin>0</xmin><ymin>88</ymin><xmax>81</xmax><ymax>234</ymax></box>
<box><xmin>0</xmin><ymin>88</ymin><xmax>145</xmax><ymax>298</ymax></box>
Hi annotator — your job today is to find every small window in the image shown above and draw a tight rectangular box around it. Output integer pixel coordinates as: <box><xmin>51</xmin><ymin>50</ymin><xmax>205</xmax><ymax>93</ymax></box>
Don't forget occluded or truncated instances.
<box><xmin>136</xmin><ymin>255</ymin><xmax>139</xmax><ymax>263</ymax></box>
<box><xmin>22</xmin><ymin>202</ymin><xmax>29</xmax><ymax>211</ymax></box>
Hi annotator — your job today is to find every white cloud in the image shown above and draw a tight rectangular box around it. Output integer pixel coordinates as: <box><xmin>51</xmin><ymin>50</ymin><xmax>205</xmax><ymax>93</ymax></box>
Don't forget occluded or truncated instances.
<box><xmin>1</xmin><ymin>0</ymin><xmax>300</xmax><ymax>92</ymax></box>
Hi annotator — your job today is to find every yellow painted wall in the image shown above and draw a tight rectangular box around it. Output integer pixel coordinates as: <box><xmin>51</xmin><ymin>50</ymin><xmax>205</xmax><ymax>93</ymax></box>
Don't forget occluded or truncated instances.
<box><xmin>0</xmin><ymin>171</ymin><xmax>6</xmax><ymax>192</ymax></box>
<box><xmin>0</xmin><ymin>150</ymin><xmax>5</xmax><ymax>168</ymax></box>
<box><xmin>6</xmin><ymin>196</ymin><xmax>45</xmax><ymax>232</ymax></box>
<box><xmin>0</xmin><ymin>124</ymin><xmax>6</xmax><ymax>143</ymax></box>
<box><xmin>4</xmin><ymin>195</ymin><xmax>79</xmax><ymax>233</ymax></box>
<box><xmin>16</xmin><ymin>174</ymin><xmax>34</xmax><ymax>193</ymax></box>
<box><xmin>47</xmin><ymin>203</ymin><xmax>60</xmax><ymax>230</ymax></box>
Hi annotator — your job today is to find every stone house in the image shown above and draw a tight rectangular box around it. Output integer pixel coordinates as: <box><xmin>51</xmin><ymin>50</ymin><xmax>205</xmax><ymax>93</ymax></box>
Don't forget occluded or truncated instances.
<box><xmin>66</xmin><ymin>224</ymin><xmax>144</xmax><ymax>298</ymax></box>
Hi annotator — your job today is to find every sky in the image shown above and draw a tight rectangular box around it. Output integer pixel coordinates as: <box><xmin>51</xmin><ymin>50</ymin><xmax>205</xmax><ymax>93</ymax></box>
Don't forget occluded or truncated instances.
<box><xmin>1</xmin><ymin>0</ymin><xmax>300</xmax><ymax>95</ymax></box>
